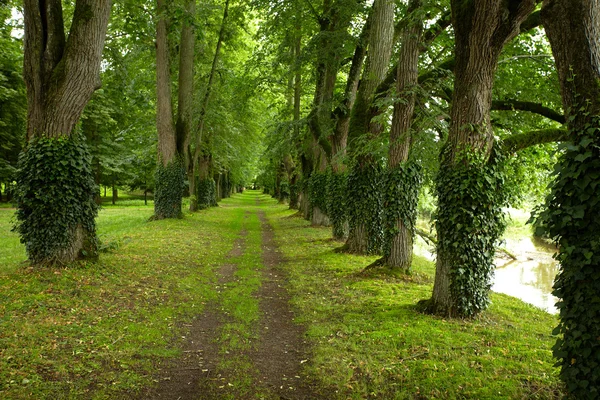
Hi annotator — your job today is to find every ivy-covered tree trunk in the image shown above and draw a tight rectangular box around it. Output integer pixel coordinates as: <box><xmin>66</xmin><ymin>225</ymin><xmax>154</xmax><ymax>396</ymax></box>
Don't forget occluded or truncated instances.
<box><xmin>428</xmin><ymin>0</ymin><xmax>535</xmax><ymax>317</ymax></box>
<box><xmin>189</xmin><ymin>0</ymin><xmax>228</xmax><ymax>212</ymax></box>
<box><xmin>382</xmin><ymin>0</ymin><xmax>422</xmax><ymax>271</ymax></box>
<box><xmin>344</xmin><ymin>0</ymin><xmax>395</xmax><ymax>254</ymax></box>
<box><xmin>327</xmin><ymin>12</ymin><xmax>371</xmax><ymax>240</ymax></box>
<box><xmin>154</xmin><ymin>0</ymin><xmax>185</xmax><ymax>219</ymax></box>
<box><xmin>15</xmin><ymin>0</ymin><xmax>111</xmax><ymax>266</ymax></box>
<box><xmin>540</xmin><ymin>0</ymin><xmax>600</xmax><ymax>396</ymax></box>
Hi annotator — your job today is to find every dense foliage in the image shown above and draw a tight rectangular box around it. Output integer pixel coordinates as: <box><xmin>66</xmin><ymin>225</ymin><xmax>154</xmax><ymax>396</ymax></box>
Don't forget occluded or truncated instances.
<box><xmin>308</xmin><ymin>171</ymin><xmax>328</xmax><ymax>215</ymax></box>
<box><xmin>197</xmin><ymin>177</ymin><xmax>217</xmax><ymax>210</ymax></box>
<box><xmin>12</xmin><ymin>136</ymin><xmax>99</xmax><ymax>265</ymax></box>
<box><xmin>346</xmin><ymin>162</ymin><xmax>384</xmax><ymax>254</ymax></box>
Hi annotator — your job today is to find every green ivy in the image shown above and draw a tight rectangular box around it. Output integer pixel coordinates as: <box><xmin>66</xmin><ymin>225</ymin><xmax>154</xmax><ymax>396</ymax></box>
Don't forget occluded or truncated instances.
<box><xmin>308</xmin><ymin>171</ymin><xmax>329</xmax><ymax>215</ymax></box>
<box><xmin>435</xmin><ymin>147</ymin><xmax>507</xmax><ymax>317</ymax></box>
<box><xmin>347</xmin><ymin>162</ymin><xmax>385</xmax><ymax>254</ymax></box>
<box><xmin>327</xmin><ymin>170</ymin><xmax>348</xmax><ymax>239</ymax></box>
<box><xmin>280</xmin><ymin>180</ymin><xmax>290</xmax><ymax>201</ymax></box>
<box><xmin>289</xmin><ymin>179</ymin><xmax>299</xmax><ymax>209</ymax></box>
<box><xmin>153</xmin><ymin>157</ymin><xmax>185</xmax><ymax>219</ymax></box>
<box><xmin>197</xmin><ymin>177</ymin><xmax>216</xmax><ymax>209</ymax></box>
<box><xmin>383</xmin><ymin>162</ymin><xmax>422</xmax><ymax>259</ymax></box>
<box><xmin>12</xmin><ymin>135</ymin><xmax>99</xmax><ymax>266</ymax></box>
<box><xmin>533</xmin><ymin>120</ymin><xmax>600</xmax><ymax>397</ymax></box>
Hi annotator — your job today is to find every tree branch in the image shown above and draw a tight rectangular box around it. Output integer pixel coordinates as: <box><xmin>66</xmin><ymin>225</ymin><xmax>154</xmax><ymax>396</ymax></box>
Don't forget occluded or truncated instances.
<box><xmin>492</xmin><ymin>99</ymin><xmax>565</xmax><ymax>124</ymax></box>
<box><xmin>376</xmin><ymin>9</ymin><xmax>542</xmax><ymax>97</ymax></box>
<box><xmin>500</xmin><ymin>128</ymin><xmax>568</xmax><ymax>153</ymax></box>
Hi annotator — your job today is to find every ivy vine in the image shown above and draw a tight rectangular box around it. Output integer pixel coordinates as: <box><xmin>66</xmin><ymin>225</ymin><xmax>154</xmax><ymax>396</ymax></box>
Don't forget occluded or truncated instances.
<box><xmin>327</xmin><ymin>170</ymin><xmax>348</xmax><ymax>239</ymax></box>
<box><xmin>197</xmin><ymin>177</ymin><xmax>216</xmax><ymax>209</ymax></box>
<box><xmin>12</xmin><ymin>135</ymin><xmax>99</xmax><ymax>266</ymax></box>
<box><xmin>347</xmin><ymin>162</ymin><xmax>385</xmax><ymax>254</ymax></box>
<box><xmin>434</xmin><ymin>146</ymin><xmax>507</xmax><ymax>317</ymax></box>
<box><xmin>382</xmin><ymin>161</ymin><xmax>422</xmax><ymax>259</ymax></box>
<box><xmin>532</xmin><ymin>119</ymin><xmax>600</xmax><ymax>397</ymax></box>
<box><xmin>280</xmin><ymin>180</ymin><xmax>290</xmax><ymax>201</ymax></box>
<box><xmin>153</xmin><ymin>157</ymin><xmax>185</xmax><ymax>219</ymax></box>
<box><xmin>308</xmin><ymin>171</ymin><xmax>329</xmax><ymax>215</ymax></box>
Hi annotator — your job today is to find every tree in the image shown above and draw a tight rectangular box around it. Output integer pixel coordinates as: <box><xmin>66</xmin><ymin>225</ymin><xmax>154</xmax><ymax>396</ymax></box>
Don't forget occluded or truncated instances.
<box><xmin>343</xmin><ymin>0</ymin><xmax>395</xmax><ymax>254</ymax></box>
<box><xmin>426</xmin><ymin>0</ymin><xmax>536</xmax><ymax>317</ymax></box>
<box><xmin>0</xmin><ymin>3</ymin><xmax>26</xmax><ymax>200</ymax></box>
<box><xmin>537</xmin><ymin>0</ymin><xmax>600</xmax><ymax>395</ymax></box>
<box><xmin>12</xmin><ymin>0</ymin><xmax>112</xmax><ymax>266</ymax></box>
<box><xmin>380</xmin><ymin>0</ymin><xmax>422</xmax><ymax>271</ymax></box>
<box><xmin>153</xmin><ymin>0</ymin><xmax>187</xmax><ymax>219</ymax></box>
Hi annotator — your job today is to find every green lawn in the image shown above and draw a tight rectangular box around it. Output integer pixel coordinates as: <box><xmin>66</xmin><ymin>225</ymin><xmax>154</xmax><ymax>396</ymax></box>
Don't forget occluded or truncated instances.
<box><xmin>0</xmin><ymin>191</ymin><xmax>562</xmax><ymax>398</ymax></box>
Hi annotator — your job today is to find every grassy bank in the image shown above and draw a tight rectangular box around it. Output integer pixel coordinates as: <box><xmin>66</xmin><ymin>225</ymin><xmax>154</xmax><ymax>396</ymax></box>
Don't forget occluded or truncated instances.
<box><xmin>0</xmin><ymin>195</ymin><xmax>249</xmax><ymax>399</ymax></box>
<box><xmin>267</xmin><ymin>204</ymin><xmax>562</xmax><ymax>399</ymax></box>
<box><xmin>0</xmin><ymin>192</ymin><xmax>562</xmax><ymax>398</ymax></box>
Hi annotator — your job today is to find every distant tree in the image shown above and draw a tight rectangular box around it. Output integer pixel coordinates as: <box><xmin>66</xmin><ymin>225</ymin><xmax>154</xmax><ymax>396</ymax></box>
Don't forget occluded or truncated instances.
<box><xmin>0</xmin><ymin>4</ymin><xmax>25</xmax><ymax>201</ymax></box>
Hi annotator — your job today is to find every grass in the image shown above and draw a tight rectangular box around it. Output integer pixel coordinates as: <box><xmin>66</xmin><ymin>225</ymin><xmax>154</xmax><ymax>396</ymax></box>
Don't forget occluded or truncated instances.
<box><xmin>266</xmin><ymin>204</ymin><xmax>563</xmax><ymax>399</ymax></box>
<box><xmin>0</xmin><ymin>192</ymin><xmax>563</xmax><ymax>399</ymax></box>
<box><xmin>0</xmin><ymin>195</ymin><xmax>247</xmax><ymax>399</ymax></box>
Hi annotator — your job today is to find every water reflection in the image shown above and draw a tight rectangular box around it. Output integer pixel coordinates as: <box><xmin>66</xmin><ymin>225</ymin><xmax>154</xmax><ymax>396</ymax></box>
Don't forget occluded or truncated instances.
<box><xmin>493</xmin><ymin>236</ymin><xmax>559</xmax><ymax>314</ymax></box>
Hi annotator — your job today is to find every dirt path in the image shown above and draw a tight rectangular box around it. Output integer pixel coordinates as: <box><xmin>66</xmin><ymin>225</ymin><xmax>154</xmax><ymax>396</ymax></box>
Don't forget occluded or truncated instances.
<box><xmin>252</xmin><ymin>210</ymin><xmax>319</xmax><ymax>399</ymax></box>
<box><xmin>143</xmin><ymin>230</ymin><xmax>247</xmax><ymax>400</ymax></box>
<box><xmin>143</xmin><ymin>205</ymin><xmax>324</xmax><ymax>400</ymax></box>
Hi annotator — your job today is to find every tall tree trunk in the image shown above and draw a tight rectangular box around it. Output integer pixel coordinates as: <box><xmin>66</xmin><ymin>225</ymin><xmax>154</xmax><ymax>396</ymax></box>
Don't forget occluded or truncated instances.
<box><xmin>177</xmin><ymin>0</ymin><xmax>195</xmax><ymax>161</ymax></box>
<box><xmin>428</xmin><ymin>0</ymin><xmax>535</xmax><ymax>317</ymax></box>
<box><xmin>383</xmin><ymin>0</ymin><xmax>422</xmax><ymax>271</ymax></box>
<box><xmin>540</xmin><ymin>0</ymin><xmax>600</xmax><ymax>395</ymax></box>
<box><xmin>344</xmin><ymin>0</ymin><xmax>395</xmax><ymax>254</ymax></box>
<box><xmin>328</xmin><ymin>13</ymin><xmax>371</xmax><ymax>240</ymax></box>
<box><xmin>154</xmin><ymin>0</ymin><xmax>185</xmax><ymax>220</ymax></box>
<box><xmin>189</xmin><ymin>0</ymin><xmax>229</xmax><ymax>211</ymax></box>
<box><xmin>155</xmin><ymin>0</ymin><xmax>177</xmax><ymax>166</ymax></box>
<box><xmin>17</xmin><ymin>0</ymin><xmax>111</xmax><ymax>266</ymax></box>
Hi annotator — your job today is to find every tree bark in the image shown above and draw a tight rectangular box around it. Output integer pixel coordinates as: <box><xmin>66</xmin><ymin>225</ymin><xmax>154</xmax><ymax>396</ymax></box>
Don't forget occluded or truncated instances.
<box><xmin>541</xmin><ymin>0</ymin><xmax>600</xmax><ymax>394</ymax></box>
<box><xmin>155</xmin><ymin>0</ymin><xmax>177</xmax><ymax>167</ymax></box>
<box><xmin>20</xmin><ymin>0</ymin><xmax>111</xmax><ymax>266</ymax></box>
<box><xmin>24</xmin><ymin>0</ymin><xmax>112</xmax><ymax>139</ymax></box>
<box><xmin>177</xmin><ymin>0</ymin><xmax>196</xmax><ymax>157</ymax></box>
<box><xmin>429</xmin><ymin>0</ymin><xmax>536</xmax><ymax>317</ymax></box>
<box><xmin>189</xmin><ymin>0</ymin><xmax>229</xmax><ymax>211</ymax></box>
<box><xmin>384</xmin><ymin>0</ymin><xmax>422</xmax><ymax>271</ymax></box>
<box><xmin>344</xmin><ymin>0</ymin><xmax>395</xmax><ymax>255</ymax></box>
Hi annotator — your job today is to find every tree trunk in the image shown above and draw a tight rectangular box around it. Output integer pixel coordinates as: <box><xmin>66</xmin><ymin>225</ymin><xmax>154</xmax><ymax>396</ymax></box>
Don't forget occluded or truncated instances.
<box><xmin>429</xmin><ymin>0</ymin><xmax>535</xmax><ymax>317</ymax></box>
<box><xmin>344</xmin><ymin>0</ymin><xmax>395</xmax><ymax>254</ymax></box>
<box><xmin>189</xmin><ymin>0</ymin><xmax>228</xmax><ymax>211</ymax></box>
<box><xmin>23</xmin><ymin>0</ymin><xmax>112</xmax><ymax>139</ymax></box>
<box><xmin>177</xmin><ymin>0</ymin><xmax>195</xmax><ymax>159</ymax></box>
<box><xmin>383</xmin><ymin>0</ymin><xmax>422</xmax><ymax>271</ymax></box>
<box><xmin>17</xmin><ymin>0</ymin><xmax>111</xmax><ymax>266</ymax></box>
<box><xmin>154</xmin><ymin>0</ymin><xmax>185</xmax><ymax>219</ymax></box>
<box><xmin>155</xmin><ymin>0</ymin><xmax>177</xmax><ymax>166</ymax></box>
<box><xmin>112</xmin><ymin>184</ymin><xmax>117</xmax><ymax>205</ymax></box>
<box><xmin>541</xmin><ymin>0</ymin><xmax>600</xmax><ymax>395</ymax></box>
